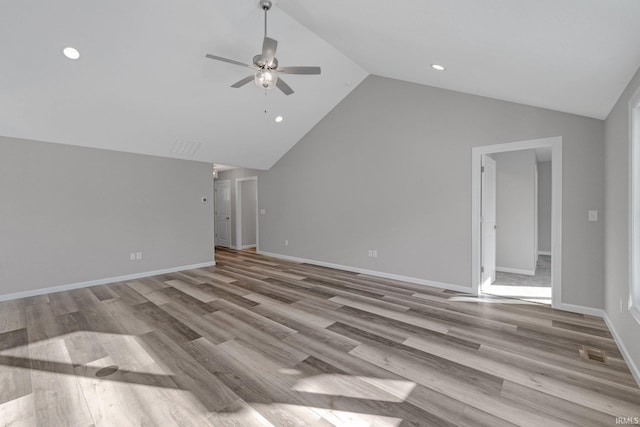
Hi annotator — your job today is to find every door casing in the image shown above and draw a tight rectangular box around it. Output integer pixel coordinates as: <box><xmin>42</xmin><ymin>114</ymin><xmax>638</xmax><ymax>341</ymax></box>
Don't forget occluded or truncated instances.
<box><xmin>471</xmin><ymin>136</ymin><xmax>563</xmax><ymax>308</ymax></box>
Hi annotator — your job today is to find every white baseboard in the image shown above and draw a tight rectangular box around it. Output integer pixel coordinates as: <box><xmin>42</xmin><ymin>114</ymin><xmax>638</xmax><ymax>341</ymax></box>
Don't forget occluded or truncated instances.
<box><xmin>239</xmin><ymin>244</ymin><xmax>257</xmax><ymax>250</ymax></box>
<box><xmin>552</xmin><ymin>302</ymin><xmax>605</xmax><ymax>318</ymax></box>
<box><xmin>0</xmin><ymin>261</ymin><xmax>216</xmax><ymax>302</ymax></box>
<box><xmin>603</xmin><ymin>312</ymin><xmax>640</xmax><ymax>387</ymax></box>
<box><xmin>538</xmin><ymin>251</ymin><xmax>552</xmax><ymax>256</ymax></box>
<box><xmin>257</xmin><ymin>250</ymin><xmax>472</xmax><ymax>294</ymax></box>
<box><xmin>496</xmin><ymin>266</ymin><xmax>536</xmax><ymax>276</ymax></box>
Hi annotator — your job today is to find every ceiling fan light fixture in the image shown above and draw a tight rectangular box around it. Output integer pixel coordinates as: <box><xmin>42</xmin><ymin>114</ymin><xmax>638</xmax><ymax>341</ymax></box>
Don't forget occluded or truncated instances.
<box><xmin>255</xmin><ymin>70</ymin><xmax>278</xmax><ymax>89</ymax></box>
<box><xmin>275</xmin><ymin>116</ymin><xmax>283</xmax><ymax>123</ymax></box>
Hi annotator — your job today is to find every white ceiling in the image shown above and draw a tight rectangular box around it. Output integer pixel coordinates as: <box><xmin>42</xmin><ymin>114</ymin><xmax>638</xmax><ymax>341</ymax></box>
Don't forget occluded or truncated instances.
<box><xmin>280</xmin><ymin>0</ymin><xmax>640</xmax><ymax>119</ymax></box>
<box><xmin>1</xmin><ymin>1</ymin><xmax>640</xmax><ymax>170</ymax></box>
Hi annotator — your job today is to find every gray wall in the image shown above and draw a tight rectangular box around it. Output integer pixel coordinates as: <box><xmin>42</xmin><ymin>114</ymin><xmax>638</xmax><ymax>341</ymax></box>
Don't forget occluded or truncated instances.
<box><xmin>604</xmin><ymin>64</ymin><xmax>640</xmax><ymax>376</ymax></box>
<box><xmin>240</xmin><ymin>180</ymin><xmax>257</xmax><ymax>247</ymax></box>
<box><xmin>216</xmin><ymin>168</ymin><xmax>262</xmax><ymax>248</ymax></box>
<box><xmin>495</xmin><ymin>150</ymin><xmax>537</xmax><ymax>273</ymax></box>
<box><xmin>257</xmin><ymin>75</ymin><xmax>605</xmax><ymax>308</ymax></box>
<box><xmin>0</xmin><ymin>136</ymin><xmax>214</xmax><ymax>297</ymax></box>
<box><xmin>538</xmin><ymin>161</ymin><xmax>552</xmax><ymax>254</ymax></box>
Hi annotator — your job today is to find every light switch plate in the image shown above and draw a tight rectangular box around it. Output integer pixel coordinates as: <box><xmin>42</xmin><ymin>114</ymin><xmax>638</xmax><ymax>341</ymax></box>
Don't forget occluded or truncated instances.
<box><xmin>588</xmin><ymin>210</ymin><xmax>598</xmax><ymax>222</ymax></box>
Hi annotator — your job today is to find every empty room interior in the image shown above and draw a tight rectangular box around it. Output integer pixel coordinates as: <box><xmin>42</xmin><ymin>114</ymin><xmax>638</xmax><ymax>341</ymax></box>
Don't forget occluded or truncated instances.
<box><xmin>2</xmin><ymin>1</ymin><xmax>640</xmax><ymax>426</ymax></box>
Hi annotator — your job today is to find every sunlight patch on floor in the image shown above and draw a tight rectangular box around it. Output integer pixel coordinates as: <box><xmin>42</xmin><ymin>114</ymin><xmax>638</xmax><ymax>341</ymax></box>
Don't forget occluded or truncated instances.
<box><xmin>484</xmin><ymin>285</ymin><xmax>551</xmax><ymax>298</ymax></box>
<box><xmin>482</xmin><ymin>285</ymin><xmax>552</xmax><ymax>304</ymax></box>
<box><xmin>292</xmin><ymin>374</ymin><xmax>416</xmax><ymax>402</ymax></box>
<box><xmin>209</xmin><ymin>400</ymin><xmax>273</xmax><ymax>426</ymax></box>
<box><xmin>278</xmin><ymin>368</ymin><xmax>303</xmax><ymax>376</ymax></box>
<box><xmin>0</xmin><ymin>332</ymin><xmax>169</xmax><ymax>376</ymax></box>
<box><xmin>250</xmin><ymin>403</ymin><xmax>404</xmax><ymax>427</ymax></box>
<box><xmin>0</xmin><ymin>394</ymin><xmax>36</xmax><ymax>426</ymax></box>
<box><xmin>310</xmin><ymin>406</ymin><xmax>403</xmax><ymax>427</ymax></box>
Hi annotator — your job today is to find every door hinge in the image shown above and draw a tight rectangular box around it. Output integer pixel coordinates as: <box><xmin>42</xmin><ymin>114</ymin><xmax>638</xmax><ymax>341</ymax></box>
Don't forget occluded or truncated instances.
<box><xmin>481</xmin><ymin>166</ymin><xmax>485</xmax><ymax>173</ymax></box>
<box><xmin>481</xmin><ymin>266</ymin><xmax>485</xmax><ymax>273</ymax></box>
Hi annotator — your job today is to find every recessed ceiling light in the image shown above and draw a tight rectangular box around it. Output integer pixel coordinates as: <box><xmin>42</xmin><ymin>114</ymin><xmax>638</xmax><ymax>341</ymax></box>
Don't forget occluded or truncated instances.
<box><xmin>431</xmin><ymin>64</ymin><xmax>445</xmax><ymax>71</ymax></box>
<box><xmin>275</xmin><ymin>116</ymin><xmax>283</xmax><ymax>123</ymax></box>
<box><xmin>63</xmin><ymin>47</ymin><xmax>80</xmax><ymax>60</ymax></box>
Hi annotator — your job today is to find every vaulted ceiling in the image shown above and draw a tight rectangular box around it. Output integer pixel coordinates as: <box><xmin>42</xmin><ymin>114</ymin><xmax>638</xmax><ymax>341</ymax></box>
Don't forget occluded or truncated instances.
<box><xmin>1</xmin><ymin>0</ymin><xmax>639</xmax><ymax>169</ymax></box>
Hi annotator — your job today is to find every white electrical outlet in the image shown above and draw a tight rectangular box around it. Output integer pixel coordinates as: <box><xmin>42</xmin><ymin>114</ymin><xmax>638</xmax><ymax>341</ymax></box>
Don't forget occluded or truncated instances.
<box><xmin>588</xmin><ymin>210</ymin><xmax>598</xmax><ymax>222</ymax></box>
<box><xmin>136</xmin><ymin>252</ymin><xmax>143</xmax><ymax>260</ymax></box>
<box><xmin>130</xmin><ymin>252</ymin><xmax>136</xmax><ymax>261</ymax></box>
<box><xmin>260</xmin><ymin>209</ymin><xmax>266</xmax><ymax>215</ymax></box>
<box><xmin>372</xmin><ymin>250</ymin><xmax>378</xmax><ymax>258</ymax></box>
<box><xmin>285</xmin><ymin>240</ymin><xmax>289</xmax><ymax>246</ymax></box>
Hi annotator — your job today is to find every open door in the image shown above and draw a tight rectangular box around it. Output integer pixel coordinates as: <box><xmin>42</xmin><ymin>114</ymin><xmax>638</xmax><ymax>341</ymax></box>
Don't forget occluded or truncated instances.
<box><xmin>481</xmin><ymin>155</ymin><xmax>497</xmax><ymax>289</ymax></box>
<box><xmin>214</xmin><ymin>180</ymin><xmax>231</xmax><ymax>248</ymax></box>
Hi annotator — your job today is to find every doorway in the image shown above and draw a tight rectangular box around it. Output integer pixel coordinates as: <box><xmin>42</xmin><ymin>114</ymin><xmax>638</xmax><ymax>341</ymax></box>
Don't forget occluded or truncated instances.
<box><xmin>214</xmin><ymin>180</ymin><xmax>231</xmax><ymax>248</ymax></box>
<box><xmin>472</xmin><ymin>136</ymin><xmax>562</xmax><ymax>307</ymax></box>
<box><xmin>236</xmin><ymin>176</ymin><xmax>259</xmax><ymax>251</ymax></box>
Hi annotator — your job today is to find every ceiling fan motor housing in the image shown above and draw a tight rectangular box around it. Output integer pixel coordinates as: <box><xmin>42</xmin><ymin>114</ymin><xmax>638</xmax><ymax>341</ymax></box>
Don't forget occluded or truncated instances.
<box><xmin>253</xmin><ymin>55</ymin><xmax>278</xmax><ymax>70</ymax></box>
<box><xmin>260</xmin><ymin>0</ymin><xmax>272</xmax><ymax>11</ymax></box>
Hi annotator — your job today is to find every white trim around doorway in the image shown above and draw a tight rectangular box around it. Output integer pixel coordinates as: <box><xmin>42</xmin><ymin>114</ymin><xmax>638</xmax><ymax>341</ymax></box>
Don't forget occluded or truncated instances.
<box><xmin>471</xmin><ymin>136</ymin><xmax>563</xmax><ymax>308</ymax></box>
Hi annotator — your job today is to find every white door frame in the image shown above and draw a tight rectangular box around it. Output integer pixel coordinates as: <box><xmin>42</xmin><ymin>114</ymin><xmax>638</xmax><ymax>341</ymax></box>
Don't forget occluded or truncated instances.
<box><xmin>235</xmin><ymin>176</ymin><xmax>259</xmax><ymax>250</ymax></box>
<box><xmin>471</xmin><ymin>136</ymin><xmax>563</xmax><ymax>308</ymax></box>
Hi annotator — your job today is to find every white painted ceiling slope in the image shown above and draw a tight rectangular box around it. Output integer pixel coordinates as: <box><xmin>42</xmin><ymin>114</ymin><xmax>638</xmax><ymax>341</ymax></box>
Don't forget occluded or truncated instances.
<box><xmin>280</xmin><ymin>0</ymin><xmax>640</xmax><ymax>119</ymax></box>
<box><xmin>2</xmin><ymin>1</ymin><xmax>640</xmax><ymax>170</ymax></box>
<box><xmin>0</xmin><ymin>1</ymin><xmax>367</xmax><ymax>170</ymax></box>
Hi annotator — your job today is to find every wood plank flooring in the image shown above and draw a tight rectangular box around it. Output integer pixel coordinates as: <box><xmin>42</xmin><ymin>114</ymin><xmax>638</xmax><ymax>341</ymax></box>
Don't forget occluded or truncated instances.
<box><xmin>0</xmin><ymin>248</ymin><xmax>638</xmax><ymax>426</ymax></box>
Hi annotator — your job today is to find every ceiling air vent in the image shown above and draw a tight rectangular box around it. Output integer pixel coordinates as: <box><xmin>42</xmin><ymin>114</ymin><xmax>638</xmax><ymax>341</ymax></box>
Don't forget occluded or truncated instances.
<box><xmin>170</xmin><ymin>140</ymin><xmax>202</xmax><ymax>156</ymax></box>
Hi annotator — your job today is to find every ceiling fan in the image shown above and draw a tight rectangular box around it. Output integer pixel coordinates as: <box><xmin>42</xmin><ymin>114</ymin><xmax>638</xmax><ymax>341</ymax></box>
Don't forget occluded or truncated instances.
<box><xmin>205</xmin><ymin>0</ymin><xmax>321</xmax><ymax>96</ymax></box>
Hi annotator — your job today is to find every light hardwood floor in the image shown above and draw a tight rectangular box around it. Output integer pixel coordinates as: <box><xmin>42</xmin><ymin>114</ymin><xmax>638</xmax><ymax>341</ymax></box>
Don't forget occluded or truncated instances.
<box><xmin>0</xmin><ymin>248</ymin><xmax>638</xmax><ymax>426</ymax></box>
